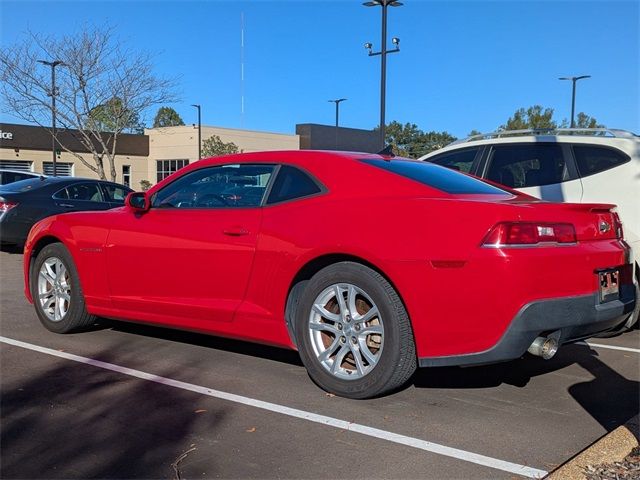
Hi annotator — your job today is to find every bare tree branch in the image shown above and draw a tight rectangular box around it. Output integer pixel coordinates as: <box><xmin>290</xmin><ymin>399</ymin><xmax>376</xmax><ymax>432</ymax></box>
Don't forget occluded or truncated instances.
<box><xmin>0</xmin><ymin>24</ymin><xmax>179</xmax><ymax>181</ymax></box>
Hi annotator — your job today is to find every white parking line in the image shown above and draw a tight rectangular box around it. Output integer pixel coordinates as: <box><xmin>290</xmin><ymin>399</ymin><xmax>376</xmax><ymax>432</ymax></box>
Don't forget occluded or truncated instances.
<box><xmin>580</xmin><ymin>341</ymin><xmax>640</xmax><ymax>354</ymax></box>
<box><xmin>0</xmin><ymin>335</ymin><xmax>547</xmax><ymax>479</ymax></box>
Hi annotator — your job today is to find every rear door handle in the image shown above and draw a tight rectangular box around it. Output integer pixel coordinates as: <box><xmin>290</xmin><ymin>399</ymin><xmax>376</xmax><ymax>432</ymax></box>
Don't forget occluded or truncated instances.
<box><xmin>58</xmin><ymin>203</ymin><xmax>75</xmax><ymax>208</ymax></box>
<box><xmin>223</xmin><ymin>227</ymin><xmax>249</xmax><ymax>236</ymax></box>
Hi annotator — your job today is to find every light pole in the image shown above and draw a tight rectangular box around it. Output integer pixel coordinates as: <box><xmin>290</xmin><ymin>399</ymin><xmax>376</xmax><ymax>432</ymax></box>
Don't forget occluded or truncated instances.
<box><xmin>559</xmin><ymin>75</ymin><xmax>591</xmax><ymax>128</ymax></box>
<box><xmin>328</xmin><ymin>98</ymin><xmax>347</xmax><ymax>149</ymax></box>
<box><xmin>191</xmin><ymin>104</ymin><xmax>201</xmax><ymax>159</ymax></box>
<box><xmin>363</xmin><ymin>0</ymin><xmax>402</xmax><ymax>150</ymax></box>
<box><xmin>38</xmin><ymin>59</ymin><xmax>65</xmax><ymax>176</ymax></box>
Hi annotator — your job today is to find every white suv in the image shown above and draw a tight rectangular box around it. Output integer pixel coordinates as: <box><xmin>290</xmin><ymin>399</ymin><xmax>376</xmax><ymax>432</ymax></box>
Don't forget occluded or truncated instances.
<box><xmin>420</xmin><ymin>128</ymin><xmax>639</xmax><ymax>328</ymax></box>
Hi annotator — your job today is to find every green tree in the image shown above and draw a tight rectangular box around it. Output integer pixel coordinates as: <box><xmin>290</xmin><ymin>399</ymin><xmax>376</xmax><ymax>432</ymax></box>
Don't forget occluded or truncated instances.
<box><xmin>88</xmin><ymin>97</ymin><xmax>145</xmax><ymax>134</ymax></box>
<box><xmin>383</xmin><ymin>121</ymin><xmax>456</xmax><ymax>157</ymax></box>
<box><xmin>153</xmin><ymin>106</ymin><xmax>185</xmax><ymax>128</ymax></box>
<box><xmin>201</xmin><ymin>135</ymin><xmax>239</xmax><ymax>157</ymax></box>
<box><xmin>467</xmin><ymin>129</ymin><xmax>483</xmax><ymax>137</ymax></box>
<box><xmin>574</xmin><ymin>112</ymin><xmax>604</xmax><ymax>129</ymax></box>
<box><xmin>500</xmin><ymin>105</ymin><xmax>557</xmax><ymax>130</ymax></box>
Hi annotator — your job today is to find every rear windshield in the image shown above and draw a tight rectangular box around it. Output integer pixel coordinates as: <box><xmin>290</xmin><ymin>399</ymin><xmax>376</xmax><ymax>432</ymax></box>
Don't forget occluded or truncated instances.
<box><xmin>362</xmin><ymin>159</ymin><xmax>510</xmax><ymax>195</ymax></box>
<box><xmin>0</xmin><ymin>177</ymin><xmax>49</xmax><ymax>193</ymax></box>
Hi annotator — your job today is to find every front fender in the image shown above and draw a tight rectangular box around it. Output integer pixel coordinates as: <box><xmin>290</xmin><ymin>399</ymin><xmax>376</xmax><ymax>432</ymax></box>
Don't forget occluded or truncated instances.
<box><xmin>23</xmin><ymin>214</ymin><xmax>110</xmax><ymax>309</ymax></box>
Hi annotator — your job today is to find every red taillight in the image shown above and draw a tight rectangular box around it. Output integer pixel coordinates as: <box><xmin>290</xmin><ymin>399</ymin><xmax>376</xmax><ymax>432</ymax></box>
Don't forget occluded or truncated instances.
<box><xmin>612</xmin><ymin>210</ymin><xmax>624</xmax><ymax>239</ymax></box>
<box><xmin>482</xmin><ymin>222</ymin><xmax>576</xmax><ymax>247</ymax></box>
<box><xmin>0</xmin><ymin>201</ymin><xmax>18</xmax><ymax>213</ymax></box>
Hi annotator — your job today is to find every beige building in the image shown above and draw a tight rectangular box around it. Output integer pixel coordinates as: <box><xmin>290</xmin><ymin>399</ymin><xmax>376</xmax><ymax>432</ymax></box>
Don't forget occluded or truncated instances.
<box><xmin>0</xmin><ymin>123</ymin><xmax>300</xmax><ymax>190</ymax></box>
<box><xmin>147</xmin><ymin>125</ymin><xmax>300</xmax><ymax>184</ymax></box>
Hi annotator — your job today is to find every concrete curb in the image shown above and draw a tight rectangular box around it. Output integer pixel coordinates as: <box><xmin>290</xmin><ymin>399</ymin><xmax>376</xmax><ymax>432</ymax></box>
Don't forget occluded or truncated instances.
<box><xmin>546</xmin><ymin>415</ymin><xmax>639</xmax><ymax>479</ymax></box>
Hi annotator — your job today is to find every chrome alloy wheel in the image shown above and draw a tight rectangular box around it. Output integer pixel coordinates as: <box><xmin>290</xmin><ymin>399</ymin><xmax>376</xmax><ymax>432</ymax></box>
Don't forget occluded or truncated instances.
<box><xmin>37</xmin><ymin>257</ymin><xmax>71</xmax><ymax>322</ymax></box>
<box><xmin>308</xmin><ymin>283</ymin><xmax>384</xmax><ymax>380</ymax></box>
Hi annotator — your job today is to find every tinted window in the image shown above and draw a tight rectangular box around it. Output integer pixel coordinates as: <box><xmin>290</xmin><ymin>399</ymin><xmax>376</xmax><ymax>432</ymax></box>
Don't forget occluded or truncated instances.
<box><xmin>0</xmin><ymin>177</ymin><xmax>48</xmax><ymax>193</ymax></box>
<box><xmin>486</xmin><ymin>144</ymin><xmax>565</xmax><ymax>188</ymax></box>
<box><xmin>152</xmin><ymin>164</ymin><xmax>275</xmax><ymax>208</ymax></box>
<box><xmin>102</xmin><ymin>184</ymin><xmax>129</xmax><ymax>203</ymax></box>
<box><xmin>429</xmin><ymin>148</ymin><xmax>479</xmax><ymax>173</ymax></box>
<box><xmin>53</xmin><ymin>188</ymin><xmax>69</xmax><ymax>200</ymax></box>
<box><xmin>573</xmin><ymin>146</ymin><xmax>630</xmax><ymax>177</ymax></box>
<box><xmin>1</xmin><ymin>171</ymin><xmax>31</xmax><ymax>185</ymax></box>
<box><xmin>63</xmin><ymin>183</ymin><xmax>104</xmax><ymax>202</ymax></box>
<box><xmin>362</xmin><ymin>159</ymin><xmax>509</xmax><ymax>195</ymax></box>
<box><xmin>267</xmin><ymin>166</ymin><xmax>322</xmax><ymax>204</ymax></box>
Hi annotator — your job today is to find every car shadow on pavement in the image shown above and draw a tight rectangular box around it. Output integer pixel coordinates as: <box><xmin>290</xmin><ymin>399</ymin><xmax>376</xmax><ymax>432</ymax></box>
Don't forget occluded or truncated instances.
<box><xmin>0</xmin><ymin>343</ymin><xmax>229</xmax><ymax>479</ymax></box>
<box><xmin>412</xmin><ymin>343</ymin><xmax>639</xmax><ymax>433</ymax></box>
<box><xmin>0</xmin><ymin>244</ymin><xmax>23</xmax><ymax>254</ymax></box>
<box><xmin>104</xmin><ymin>319</ymin><xmax>304</xmax><ymax>367</ymax></box>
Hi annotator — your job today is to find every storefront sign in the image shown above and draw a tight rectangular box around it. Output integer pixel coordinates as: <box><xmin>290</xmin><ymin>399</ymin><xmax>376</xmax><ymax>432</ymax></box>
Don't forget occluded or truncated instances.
<box><xmin>0</xmin><ymin>130</ymin><xmax>14</xmax><ymax>140</ymax></box>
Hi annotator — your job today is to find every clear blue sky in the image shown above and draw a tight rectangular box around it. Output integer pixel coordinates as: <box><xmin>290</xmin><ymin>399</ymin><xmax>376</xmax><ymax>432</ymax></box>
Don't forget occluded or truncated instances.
<box><xmin>1</xmin><ymin>0</ymin><xmax>638</xmax><ymax>138</ymax></box>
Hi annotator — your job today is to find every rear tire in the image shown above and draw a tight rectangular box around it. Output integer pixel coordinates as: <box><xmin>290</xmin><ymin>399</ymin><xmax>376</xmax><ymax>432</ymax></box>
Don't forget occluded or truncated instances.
<box><xmin>31</xmin><ymin>242</ymin><xmax>97</xmax><ymax>333</ymax></box>
<box><xmin>294</xmin><ymin>262</ymin><xmax>416</xmax><ymax>399</ymax></box>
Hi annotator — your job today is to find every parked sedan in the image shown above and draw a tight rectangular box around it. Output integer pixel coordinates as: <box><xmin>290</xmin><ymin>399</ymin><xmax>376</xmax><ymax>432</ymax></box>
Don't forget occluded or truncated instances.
<box><xmin>23</xmin><ymin>151</ymin><xmax>636</xmax><ymax>398</ymax></box>
<box><xmin>1</xmin><ymin>176</ymin><xmax>132</xmax><ymax>249</ymax></box>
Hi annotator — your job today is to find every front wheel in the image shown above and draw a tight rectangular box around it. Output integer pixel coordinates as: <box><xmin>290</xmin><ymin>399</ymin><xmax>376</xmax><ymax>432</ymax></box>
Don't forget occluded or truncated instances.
<box><xmin>295</xmin><ymin>262</ymin><xmax>416</xmax><ymax>399</ymax></box>
<box><xmin>31</xmin><ymin>242</ymin><xmax>97</xmax><ymax>333</ymax></box>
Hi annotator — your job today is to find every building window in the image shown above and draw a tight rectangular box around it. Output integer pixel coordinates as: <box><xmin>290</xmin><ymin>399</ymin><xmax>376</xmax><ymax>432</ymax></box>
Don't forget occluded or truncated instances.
<box><xmin>122</xmin><ymin>165</ymin><xmax>131</xmax><ymax>187</ymax></box>
<box><xmin>157</xmin><ymin>159</ymin><xmax>189</xmax><ymax>182</ymax></box>
<box><xmin>43</xmin><ymin>162</ymin><xmax>73</xmax><ymax>176</ymax></box>
<box><xmin>0</xmin><ymin>160</ymin><xmax>33</xmax><ymax>171</ymax></box>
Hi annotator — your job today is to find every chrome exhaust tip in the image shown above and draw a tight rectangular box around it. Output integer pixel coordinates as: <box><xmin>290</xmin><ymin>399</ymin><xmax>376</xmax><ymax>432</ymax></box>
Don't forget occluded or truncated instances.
<box><xmin>528</xmin><ymin>335</ymin><xmax>559</xmax><ymax>360</ymax></box>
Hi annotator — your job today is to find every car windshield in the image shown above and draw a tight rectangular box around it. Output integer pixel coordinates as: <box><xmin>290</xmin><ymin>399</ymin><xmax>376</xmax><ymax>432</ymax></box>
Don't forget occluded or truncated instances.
<box><xmin>362</xmin><ymin>158</ymin><xmax>511</xmax><ymax>195</ymax></box>
<box><xmin>0</xmin><ymin>176</ymin><xmax>49</xmax><ymax>193</ymax></box>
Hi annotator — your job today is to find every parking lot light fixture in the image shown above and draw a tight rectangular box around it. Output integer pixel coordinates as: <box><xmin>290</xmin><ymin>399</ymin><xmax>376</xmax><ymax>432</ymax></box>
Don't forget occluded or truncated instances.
<box><xmin>363</xmin><ymin>0</ymin><xmax>403</xmax><ymax>150</ymax></box>
<box><xmin>191</xmin><ymin>104</ymin><xmax>202</xmax><ymax>160</ymax></box>
<box><xmin>328</xmin><ymin>98</ymin><xmax>347</xmax><ymax>149</ymax></box>
<box><xmin>37</xmin><ymin>59</ymin><xmax>65</xmax><ymax>177</ymax></box>
<box><xmin>558</xmin><ymin>75</ymin><xmax>591</xmax><ymax>128</ymax></box>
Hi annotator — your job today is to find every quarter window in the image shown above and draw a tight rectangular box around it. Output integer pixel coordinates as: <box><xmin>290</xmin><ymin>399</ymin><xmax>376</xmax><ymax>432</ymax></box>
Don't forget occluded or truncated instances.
<box><xmin>157</xmin><ymin>159</ymin><xmax>189</xmax><ymax>182</ymax></box>
<box><xmin>428</xmin><ymin>148</ymin><xmax>479</xmax><ymax>174</ymax></box>
<box><xmin>266</xmin><ymin>166</ymin><xmax>322</xmax><ymax>204</ymax></box>
<box><xmin>573</xmin><ymin>146</ymin><xmax>630</xmax><ymax>177</ymax></box>
<box><xmin>486</xmin><ymin>144</ymin><xmax>566</xmax><ymax>188</ymax></box>
<box><xmin>152</xmin><ymin>164</ymin><xmax>275</xmax><ymax>209</ymax></box>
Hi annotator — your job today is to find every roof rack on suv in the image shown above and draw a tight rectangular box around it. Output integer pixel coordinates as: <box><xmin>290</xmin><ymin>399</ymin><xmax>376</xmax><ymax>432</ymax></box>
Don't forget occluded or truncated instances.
<box><xmin>451</xmin><ymin>128</ymin><xmax>638</xmax><ymax>145</ymax></box>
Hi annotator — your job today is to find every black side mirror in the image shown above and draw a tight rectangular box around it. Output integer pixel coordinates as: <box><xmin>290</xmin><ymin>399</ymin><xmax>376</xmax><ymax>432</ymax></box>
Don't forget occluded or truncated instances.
<box><xmin>125</xmin><ymin>192</ymin><xmax>150</xmax><ymax>212</ymax></box>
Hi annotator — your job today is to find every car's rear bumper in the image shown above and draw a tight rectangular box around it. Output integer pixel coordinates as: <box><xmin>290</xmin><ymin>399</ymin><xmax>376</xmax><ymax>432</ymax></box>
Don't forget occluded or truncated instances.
<box><xmin>418</xmin><ymin>279</ymin><xmax>636</xmax><ymax>367</ymax></box>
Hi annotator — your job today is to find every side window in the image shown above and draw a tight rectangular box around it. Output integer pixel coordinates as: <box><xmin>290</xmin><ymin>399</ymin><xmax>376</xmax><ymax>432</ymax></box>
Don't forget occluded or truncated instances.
<box><xmin>429</xmin><ymin>148</ymin><xmax>479</xmax><ymax>173</ymax></box>
<box><xmin>486</xmin><ymin>144</ymin><xmax>566</xmax><ymax>188</ymax></box>
<box><xmin>266</xmin><ymin>166</ymin><xmax>323</xmax><ymax>204</ymax></box>
<box><xmin>64</xmin><ymin>183</ymin><xmax>104</xmax><ymax>202</ymax></box>
<box><xmin>102</xmin><ymin>184</ymin><xmax>129</xmax><ymax>203</ymax></box>
<box><xmin>152</xmin><ymin>164</ymin><xmax>275</xmax><ymax>209</ymax></box>
<box><xmin>573</xmin><ymin>146</ymin><xmax>630</xmax><ymax>177</ymax></box>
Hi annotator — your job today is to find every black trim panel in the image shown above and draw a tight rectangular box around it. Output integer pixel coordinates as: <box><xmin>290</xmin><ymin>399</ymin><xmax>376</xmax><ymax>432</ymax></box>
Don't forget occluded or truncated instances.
<box><xmin>419</xmin><ymin>283</ymin><xmax>636</xmax><ymax>367</ymax></box>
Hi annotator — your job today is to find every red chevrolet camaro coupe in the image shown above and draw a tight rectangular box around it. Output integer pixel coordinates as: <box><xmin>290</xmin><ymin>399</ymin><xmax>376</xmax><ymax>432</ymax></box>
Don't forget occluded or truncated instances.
<box><xmin>23</xmin><ymin>151</ymin><xmax>636</xmax><ymax>398</ymax></box>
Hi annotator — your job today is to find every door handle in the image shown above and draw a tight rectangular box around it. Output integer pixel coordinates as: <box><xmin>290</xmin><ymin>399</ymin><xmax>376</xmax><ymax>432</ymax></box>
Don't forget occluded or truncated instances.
<box><xmin>223</xmin><ymin>227</ymin><xmax>249</xmax><ymax>236</ymax></box>
<box><xmin>59</xmin><ymin>203</ymin><xmax>75</xmax><ymax>208</ymax></box>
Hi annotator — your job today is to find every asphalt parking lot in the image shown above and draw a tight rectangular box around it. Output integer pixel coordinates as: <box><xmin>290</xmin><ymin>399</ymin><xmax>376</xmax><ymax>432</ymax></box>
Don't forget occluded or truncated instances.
<box><xmin>1</xmin><ymin>250</ymin><xmax>638</xmax><ymax>479</ymax></box>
